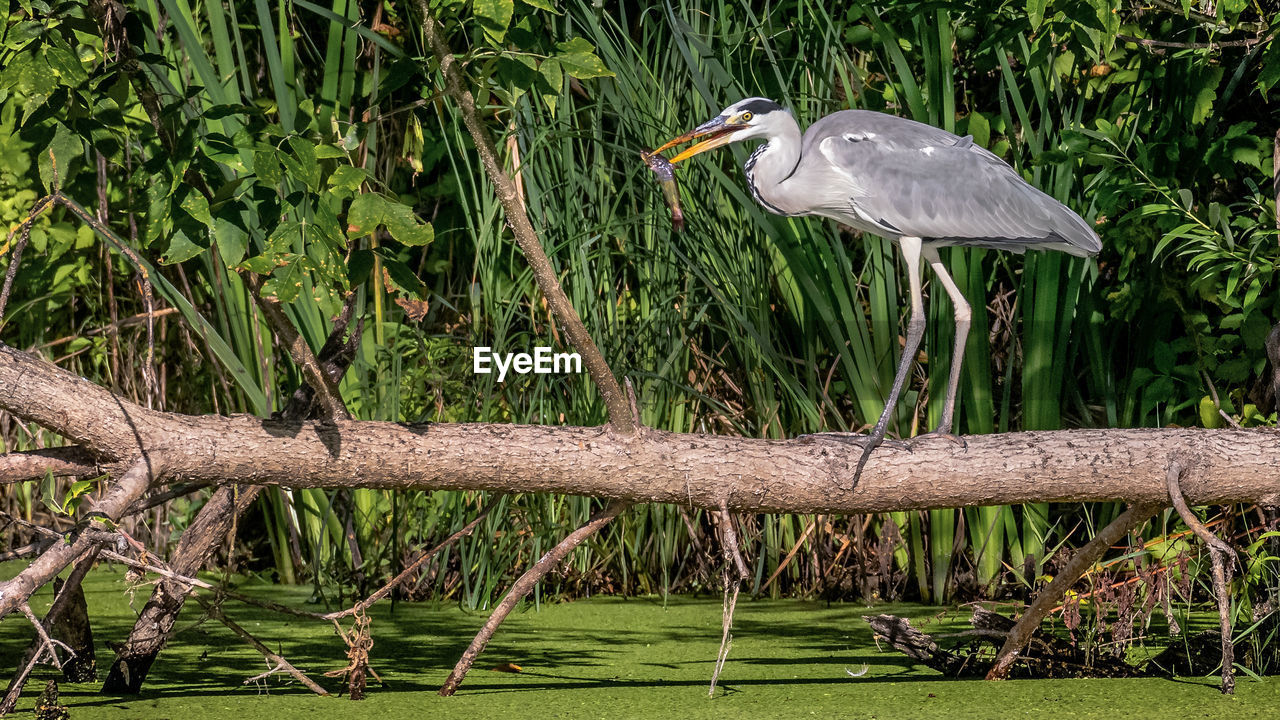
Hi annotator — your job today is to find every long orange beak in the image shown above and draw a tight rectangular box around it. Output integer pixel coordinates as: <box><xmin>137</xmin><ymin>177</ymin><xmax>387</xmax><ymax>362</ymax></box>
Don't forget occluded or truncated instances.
<box><xmin>651</xmin><ymin>116</ymin><xmax>740</xmax><ymax>164</ymax></box>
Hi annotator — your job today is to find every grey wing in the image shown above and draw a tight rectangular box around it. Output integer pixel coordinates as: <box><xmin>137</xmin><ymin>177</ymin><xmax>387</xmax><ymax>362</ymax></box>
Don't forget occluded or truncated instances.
<box><xmin>814</xmin><ymin>122</ymin><xmax>1101</xmax><ymax>256</ymax></box>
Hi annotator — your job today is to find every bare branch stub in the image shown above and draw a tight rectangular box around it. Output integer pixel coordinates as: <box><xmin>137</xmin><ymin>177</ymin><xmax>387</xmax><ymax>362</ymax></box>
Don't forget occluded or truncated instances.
<box><xmin>1166</xmin><ymin>460</ymin><xmax>1237</xmax><ymax>695</ymax></box>
<box><xmin>244</xmin><ymin>274</ymin><xmax>349</xmax><ymax>422</ymax></box>
<box><xmin>0</xmin><ymin>447</ymin><xmax>99</xmax><ymax>485</ymax></box>
<box><xmin>438</xmin><ymin>499</ymin><xmax>629</xmax><ymax>696</ymax></box>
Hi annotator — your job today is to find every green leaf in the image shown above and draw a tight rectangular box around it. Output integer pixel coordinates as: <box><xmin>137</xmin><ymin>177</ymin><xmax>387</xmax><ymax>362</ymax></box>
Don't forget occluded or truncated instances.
<box><xmin>1258</xmin><ymin>41</ymin><xmax>1280</xmax><ymax>94</ymax></box>
<box><xmin>62</xmin><ymin>477</ymin><xmax>98</xmax><ymax>514</ymax></box>
<box><xmin>346</xmin><ymin>193</ymin><xmax>434</xmax><ymax>247</ymax></box>
<box><xmin>539</xmin><ymin>57</ymin><xmax>562</xmax><ymax>115</ymax></box>
<box><xmin>474</xmin><ymin>0</ymin><xmax>515</xmax><ymax>41</ymax></box>
<box><xmin>1176</xmin><ymin>188</ymin><xmax>1194</xmax><ymax>210</ymax></box>
<box><xmin>967</xmin><ymin>111</ymin><xmax>990</xmax><ymax>149</ymax></box>
<box><xmin>41</xmin><ymin>470</ymin><xmax>61</xmax><ymax>515</ymax></box>
<box><xmin>261</xmin><ymin>255</ymin><xmax>307</xmax><ymax>303</ymax></box>
<box><xmin>239</xmin><ymin>254</ymin><xmax>278</xmax><ymax>274</ymax></box>
<box><xmin>1191</xmin><ymin>83</ymin><xmax>1217</xmax><ymax>125</ymax></box>
<box><xmin>11</xmin><ymin>52</ymin><xmax>56</xmax><ymax>123</ymax></box>
<box><xmin>3</xmin><ymin>21</ymin><xmax>44</xmax><ymax>51</ymax></box>
<box><xmin>314</xmin><ymin>144</ymin><xmax>348</xmax><ymax>159</ymax></box>
<box><xmin>255</xmin><ymin>148</ymin><xmax>282</xmax><ymax>186</ymax></box>
<box><xmin>347</xmin><ymin>248</ymin><xmax>375</xmax><ymax>286</ymax></box>
<box><xmin>44</xmin><ymin>40</ymin><xmax>88</xmax><ymax>87</ymax></box>
<box><xmin>555</xmin><ymin>37</ymin><xmax>614</xmax><ymax>79</ymax></box>
<box><xmin>215</xmin><ymin>216</ymin><xmax>247</xmax><ymax>268</ymax></box>
<box><xmin>378</xmin><ymin>255</ymin><xmax>427</xmax><ymax>295</ymax></box>
<box><xmin>1198</xmin><ymin>396</ymin><xmax>1223</xmax><ymax>428</ymax></box>
<box><xmin>266</xmin><ymin>219</ymin><xmax>301</xmax><ymax>255</ymax></box>
<box><xmin>284</xmin><ymin>137</ymin><xmax>322</xmax><ymax>191</ymax></box>
<box><xmin>519</xmin><ymin>0</ymin><xmax>558</xmax><ymax>11</ymax></box>
<box><xmin>38</xmin><ymin>122</ymin><xmax>82</xmax><ymax>192</ymax></box>
<box><xmin>161</xmin><ymin>228</ymin><xmax>208</xmax><ymax>264</ymax></box>
<box><xmin>1026</xmin><ymin>0</ymin><xmax>1049</xmax><ymax>30</ymax></box>
<box><xmin>180</xmin><ymin>191</ymin><xmax>214</xmax><ymax>228</ymax></box>
<box><xmin>282</xmin><ymin>136</ymin><xmax>322</xmax><ymax>190</ymax></box>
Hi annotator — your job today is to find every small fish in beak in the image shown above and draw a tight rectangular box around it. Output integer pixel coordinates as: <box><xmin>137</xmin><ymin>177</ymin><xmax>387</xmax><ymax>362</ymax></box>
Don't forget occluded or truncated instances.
<box><xmin>641</xmin><ymin>149</ymin><xmax>684</xmax><ymax>232</ymax></box>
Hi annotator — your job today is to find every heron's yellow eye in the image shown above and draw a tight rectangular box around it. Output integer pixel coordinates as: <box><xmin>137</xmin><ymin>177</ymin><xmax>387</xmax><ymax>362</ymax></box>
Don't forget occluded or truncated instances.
<box><xmin>741</xmin><ymin>111</ymin><xmax>754</xmax><ymax>122</ymax></box>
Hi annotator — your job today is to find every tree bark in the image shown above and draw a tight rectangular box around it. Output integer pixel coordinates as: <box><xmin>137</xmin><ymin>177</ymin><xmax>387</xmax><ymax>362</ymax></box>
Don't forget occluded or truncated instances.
<box><xmin>2</xmin><ymin>342</ymin><xmax>1278</xmax><ymax>517</ymax></box>
<box><xmin>0</xmin><ymin>447</ymin><xmax>98</xmax><ymax>484</ymax></box>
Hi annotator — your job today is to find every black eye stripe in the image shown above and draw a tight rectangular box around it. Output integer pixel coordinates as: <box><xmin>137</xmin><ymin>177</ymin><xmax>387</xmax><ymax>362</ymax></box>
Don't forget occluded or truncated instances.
<box><xmin>736</xmin><ymin>98</ymin><xmax>782</xmax><ymax>116</ymax></box>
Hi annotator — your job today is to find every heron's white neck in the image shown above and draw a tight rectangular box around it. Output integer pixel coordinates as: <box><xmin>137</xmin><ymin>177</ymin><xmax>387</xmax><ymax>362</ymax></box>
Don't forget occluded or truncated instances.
<box><xmin>743</xmin><ymin>115</ymin><xmax>804</xmax><ymax>216</ymax></box>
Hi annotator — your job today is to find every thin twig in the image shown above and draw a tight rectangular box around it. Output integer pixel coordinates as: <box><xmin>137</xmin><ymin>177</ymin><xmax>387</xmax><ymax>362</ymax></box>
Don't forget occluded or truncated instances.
<box><xmin>325</xmin><ymin>506</ymin><xmax>493</xmax><ymax>620</ymax></box>
<box><xmin>1147</xmin><ymin>0</ymin><xmax>1266</xmax><ymax>33</ymax></box>
<box><xmin>0</xmin><ymin>547</ymin><xmax>100</xmax><ymax>716</ymax></box>
<box><xmin>1117</xmin><ymin>29</ymin><xmax>1277</xmax><ymax>53</ymax></box>
<box><xmin>0</xmin><ymin>194</ymin><xmax>58</xmax><ymax>323</ymax></box>
<box><xmin>124</xmin><ymin>481</ymin><xmax>215</xmax><ymax>515</ymax></box>
<box><xmin>196</xmin><ymin>597</ymin><xmax>329</xmax><ymax>696</ymax></box>
<box><xmin>243</xmin><ymin>273</ymin><xmax>349</xmax><ymax>421</ymax></box>
<box><xmin>19</xmin><ymin>603</ymin><xmax>72</xmax><ymax>671</ymax></box>
<box><xmin>760</xmin><ymin>518</ymin><xmax>816</xmax><ymax>592</ymax></box>
<box><xmin>1201</xmin><ymin>369</ymin><xmax>1243</xmax><ymax>429</ymax></box>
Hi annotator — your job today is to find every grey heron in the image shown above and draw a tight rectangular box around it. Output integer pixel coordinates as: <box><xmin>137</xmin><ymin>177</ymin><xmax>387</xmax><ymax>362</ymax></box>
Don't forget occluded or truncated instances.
<box><xmin>651</xmin><ymin>98</ymin><xmax>1101</xmax><ymax>485</ymax></box>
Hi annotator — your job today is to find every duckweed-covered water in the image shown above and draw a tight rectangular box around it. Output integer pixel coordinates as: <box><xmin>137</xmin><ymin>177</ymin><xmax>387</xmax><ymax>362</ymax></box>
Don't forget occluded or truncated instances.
<box><xmin>1</xmin><ymin>563</ymin><xmax>1276</xmax><ymax>719</ymax></box>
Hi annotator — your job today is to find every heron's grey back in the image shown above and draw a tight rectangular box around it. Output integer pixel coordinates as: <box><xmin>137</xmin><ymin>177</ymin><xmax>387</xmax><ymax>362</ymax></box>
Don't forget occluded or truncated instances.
<box><xmin>804</xmin><ymin>110</ymin><xmax>1101</xmax><ymax>256</ymax></box>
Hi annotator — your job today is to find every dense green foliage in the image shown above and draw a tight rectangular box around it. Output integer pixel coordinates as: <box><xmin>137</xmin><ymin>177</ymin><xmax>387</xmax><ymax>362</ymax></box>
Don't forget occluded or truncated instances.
<box><xmin>0</xmin><ymin>0</ymin><xmax>1276</xmax><ymax>662</ymax></box>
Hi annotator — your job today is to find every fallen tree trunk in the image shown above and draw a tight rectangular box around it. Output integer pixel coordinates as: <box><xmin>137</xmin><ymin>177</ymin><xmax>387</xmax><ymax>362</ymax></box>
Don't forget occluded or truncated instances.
<box><xmin>1</xmin><ymin>342</ymin><xmax>1279</xmax><ymax>518</ymax></box>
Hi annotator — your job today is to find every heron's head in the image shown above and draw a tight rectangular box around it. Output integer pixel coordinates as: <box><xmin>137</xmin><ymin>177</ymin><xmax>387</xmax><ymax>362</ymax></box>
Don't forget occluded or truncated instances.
<box><xmin>653</xmin><ymin>98</ymin><xmax>788</xmax><ymax>164</ymax></box>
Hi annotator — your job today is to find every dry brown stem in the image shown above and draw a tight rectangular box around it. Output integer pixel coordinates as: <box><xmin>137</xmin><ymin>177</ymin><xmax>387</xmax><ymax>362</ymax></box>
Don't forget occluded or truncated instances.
<box><xmin>709</xmin><ymin>504</ymin><xmax>749</xmax><ymax>696</ymax></box>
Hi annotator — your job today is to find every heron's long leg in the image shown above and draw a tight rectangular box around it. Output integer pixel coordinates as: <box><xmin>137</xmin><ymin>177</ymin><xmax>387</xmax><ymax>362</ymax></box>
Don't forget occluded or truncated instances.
<box><xmin>921</xmin><ymin>246</ymin><xmax>971</xmax><ymax>436</ymax></box>
<box><xmin>851</xmin><ymin>236</ymin><xmax>925</xmax><ymax>487</ymax></box>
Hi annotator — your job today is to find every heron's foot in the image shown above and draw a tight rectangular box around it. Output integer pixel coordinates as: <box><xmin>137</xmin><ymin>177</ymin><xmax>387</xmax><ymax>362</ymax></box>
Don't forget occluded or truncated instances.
<box><xmin>908</xmin><ymin>431</ymin><xmax>968</xmax><ymax>450</ymax></box>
